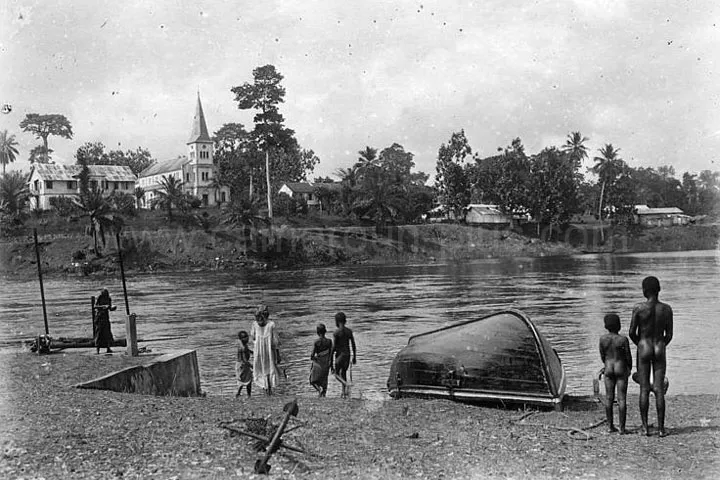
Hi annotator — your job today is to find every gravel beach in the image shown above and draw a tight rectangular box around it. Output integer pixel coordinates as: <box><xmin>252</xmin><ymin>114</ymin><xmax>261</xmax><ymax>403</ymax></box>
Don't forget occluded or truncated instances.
<box><xmin>1</xmin><ymin>350</ymin><xmax>718</xmax><ymax>479</ymax></box>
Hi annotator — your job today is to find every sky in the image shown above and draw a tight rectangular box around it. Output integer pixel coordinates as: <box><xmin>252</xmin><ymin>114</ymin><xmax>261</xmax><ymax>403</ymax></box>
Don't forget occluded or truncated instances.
<box><xmin>1</xmin><ymin>0</ymin><xmax>719</xmax><ymax>181</ymax></box>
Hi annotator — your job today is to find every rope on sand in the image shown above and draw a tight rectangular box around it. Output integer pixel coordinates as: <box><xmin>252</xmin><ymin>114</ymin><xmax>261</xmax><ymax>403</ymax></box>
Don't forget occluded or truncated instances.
<box><xmin>511</xmin><ymin>411</ymin><xmax>607</xmax><ymax>441</ymax></box>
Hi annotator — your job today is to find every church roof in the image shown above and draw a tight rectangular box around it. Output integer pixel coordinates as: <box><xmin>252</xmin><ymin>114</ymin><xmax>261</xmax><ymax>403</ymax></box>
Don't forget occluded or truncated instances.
<box><xmin>140</xmin><ymin>156</ymin><xmax>190</xmax><ymax>177</ymax></box>
<box><xmin>187</xmin><ymin>93</ymin><xmax>212</xmax><ymax>144</ymax></box>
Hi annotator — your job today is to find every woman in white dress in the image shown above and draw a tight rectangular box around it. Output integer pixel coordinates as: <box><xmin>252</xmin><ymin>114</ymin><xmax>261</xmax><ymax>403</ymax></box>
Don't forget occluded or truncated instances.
<box><xmin>250</xmin><ymin>304</ymin><xmax>281</xmax><ymax>395</ymax></box>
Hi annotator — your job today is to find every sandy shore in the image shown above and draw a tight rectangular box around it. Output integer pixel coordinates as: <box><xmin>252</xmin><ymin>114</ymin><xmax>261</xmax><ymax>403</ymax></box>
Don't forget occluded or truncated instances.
<box><xmin>1</xmin><ymin>350</ymin><xmax>718</xmax><ymax>479</ymax></box>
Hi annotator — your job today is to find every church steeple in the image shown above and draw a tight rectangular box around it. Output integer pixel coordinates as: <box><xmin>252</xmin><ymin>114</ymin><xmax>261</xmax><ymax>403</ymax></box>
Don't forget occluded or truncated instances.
<box><xmin>187</xmin><ymin>92</ymin><xmax>211</xmax><ymax>144</ymax></box>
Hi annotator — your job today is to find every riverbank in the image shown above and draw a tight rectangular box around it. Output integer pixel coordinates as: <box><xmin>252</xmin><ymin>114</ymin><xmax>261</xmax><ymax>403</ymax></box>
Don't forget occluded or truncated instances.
<box><xmin>1</xmin><ymin>351</ymin><xmax>718</xmax><ymax>479</ymax></box>
<box><xmin>2</xmin><ymin>222</ymin><xmax>718</xmax><ymax>279</ymax></box>
<box><xmin>0</xmin><ymin>223</ymin><xmax>578</xmax><ymax>279</ymax></box>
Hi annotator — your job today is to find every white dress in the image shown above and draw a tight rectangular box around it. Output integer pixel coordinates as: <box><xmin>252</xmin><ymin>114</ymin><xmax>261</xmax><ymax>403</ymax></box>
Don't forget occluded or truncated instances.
<box><xmin>250</xmin><ymin>320</ymin><xmax>280</xmax><ymax>390</ymax></box>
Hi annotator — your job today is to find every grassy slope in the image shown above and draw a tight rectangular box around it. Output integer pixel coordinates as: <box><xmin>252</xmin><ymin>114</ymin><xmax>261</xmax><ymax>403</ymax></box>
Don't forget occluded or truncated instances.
<box><xmin>2</xmin><ymin>210</ymin><xmax>718</xmax><ymax>279</ymax></box>
<box><xmin>0</xmin><ymin>351</ymin><xmax>718</xmax><ymax>479</ymax></box>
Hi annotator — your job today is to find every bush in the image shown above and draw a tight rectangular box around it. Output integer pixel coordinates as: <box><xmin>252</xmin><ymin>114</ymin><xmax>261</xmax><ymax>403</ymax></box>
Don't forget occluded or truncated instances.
<box><xmin>49</xmin><ymin>196</ymin><xmax>79</xmax><ymax>217</ymax></box>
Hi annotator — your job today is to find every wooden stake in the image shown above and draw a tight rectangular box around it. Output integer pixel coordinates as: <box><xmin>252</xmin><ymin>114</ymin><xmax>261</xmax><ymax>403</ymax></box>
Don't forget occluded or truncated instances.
<box><xmin>91</xmin><ymin>296</ymin><xmax>96</xmax><ymax>338</ymax></box>
<box><xmin>33</xmin><ymin>228</ymin><xmax>49</xmax><ymax>335</ymax></box>
<box><xmin>115</xmin><ymin>233</ymin><xmax>130</xmax><ymax>316</ymax></box>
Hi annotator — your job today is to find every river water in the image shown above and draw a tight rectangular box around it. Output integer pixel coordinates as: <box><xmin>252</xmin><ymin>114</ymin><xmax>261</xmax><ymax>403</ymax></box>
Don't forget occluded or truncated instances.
<box><xmin>1</xmin><ymin>250</ymin><xmax>718</xmax><ymax>400</ymax></box>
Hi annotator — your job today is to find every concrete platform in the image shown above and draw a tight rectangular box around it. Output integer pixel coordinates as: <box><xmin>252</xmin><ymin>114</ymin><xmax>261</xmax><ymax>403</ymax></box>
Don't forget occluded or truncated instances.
<box><xmin>74</xmin><ymin>349</ymin><xmax>202</xmax><ymax>396</ymax></box>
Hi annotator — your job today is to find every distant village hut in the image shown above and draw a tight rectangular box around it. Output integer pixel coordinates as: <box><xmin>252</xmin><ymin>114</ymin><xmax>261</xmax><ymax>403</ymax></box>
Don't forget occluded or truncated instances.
<box><xmin>464</xmin><ymin>204</ymin><xmax>511</xmax><ymax>227</ymax></box>
<box><xmin>633</xmin><ymin>204</ymin><xmax>690</xmax><ymax>227</ymax></box>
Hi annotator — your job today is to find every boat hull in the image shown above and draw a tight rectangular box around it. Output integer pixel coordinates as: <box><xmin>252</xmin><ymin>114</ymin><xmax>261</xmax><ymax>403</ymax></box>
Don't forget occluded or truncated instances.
<box><xmin>387</xmin><ymin>309</ymin><xmax>566</xmax><ymax>409</ymax></box>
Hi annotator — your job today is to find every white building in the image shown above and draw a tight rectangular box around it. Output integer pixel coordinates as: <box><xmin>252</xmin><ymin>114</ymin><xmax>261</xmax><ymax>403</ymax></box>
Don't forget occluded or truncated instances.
<box><xmin>137</xmin><ymin>94</ymin><xmax>229</xmax><ymax>208</ymax></box>
<box><xmin>28</xmin><ymin>164</ymin><xmax>136</xmax><ymax>210</ymax></box>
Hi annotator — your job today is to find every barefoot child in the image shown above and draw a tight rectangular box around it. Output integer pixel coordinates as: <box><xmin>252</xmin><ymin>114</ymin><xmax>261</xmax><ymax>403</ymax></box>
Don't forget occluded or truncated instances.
<box><xmin>309</xmin><ymin>324</ymin><xmax>332</xmax><ymax>397</ymax></box>
<box><xmin>599</xmin><ymin>313</ymin><xmax>632</xmax><ymax>434</ymax></box>
<box><xmin>330</xmin><ymin>312</ymin><xmax>357</xmax><ymax>399</ymax></box>
<box><xmin>235</xmin><ymin>330</ymin><xmax>253</xmax><ymax>398</ymax></box>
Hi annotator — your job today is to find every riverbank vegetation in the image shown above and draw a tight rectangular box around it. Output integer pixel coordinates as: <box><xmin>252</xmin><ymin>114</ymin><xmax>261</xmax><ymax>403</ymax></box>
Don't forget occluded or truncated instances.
<box><xmin>1</xmin><ymin>351</ymin><xmax>718</xmax><ymax>479</ymax></box>
<box><xmin>2</xmin><ymin>64</ymin><xmax>720</xmax><ymax>273</ymax></box>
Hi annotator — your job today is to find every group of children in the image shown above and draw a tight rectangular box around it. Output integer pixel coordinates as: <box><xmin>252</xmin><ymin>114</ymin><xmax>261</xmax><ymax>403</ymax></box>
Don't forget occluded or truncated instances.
<box><xmin>235</xmin><ymin>307</ymin><xmax>357</xmax><ymax>399</ymax></box>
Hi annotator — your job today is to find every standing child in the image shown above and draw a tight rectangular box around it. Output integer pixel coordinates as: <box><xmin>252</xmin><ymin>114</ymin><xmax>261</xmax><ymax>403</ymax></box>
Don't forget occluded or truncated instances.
<box><xmin>309</xmin><ymin>324</ymin><xmax>332</xmax><ymax>397</ymax></box>
<box><xmin>250</xmin><ymin>304</ymin><xmax>281</xmax><ymax>396</ymax></box>
<box><xmin>235</xmin><ymin>330</ymin><xmax>253</xmax><ymax>398</ymax></box>
<box><xmin>330</xmin><ymin>312</ymin><xmax>357</xmax><ymax>399</ymax></box>
<box><xmin>599</xmin><ymin>313</ymin><xmax>633</xmax><ymax>434</ymax></box>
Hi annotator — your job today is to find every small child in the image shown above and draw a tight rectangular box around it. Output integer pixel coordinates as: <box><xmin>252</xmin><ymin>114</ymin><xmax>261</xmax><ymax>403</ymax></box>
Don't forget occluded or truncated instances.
<box><xmin>235</xmin><ymin>330</ymin><xmax>253</xmax><ymax>398</ymax></box>
<box><xmin>598</xmin><ymin>313</ymin><xmax>632</xmax><ymax>434</ymax></box>
<box><xmin>309</xmin><ymin>323</ymin><xmax>333</xmax><ymax>397</ymax></box>
<box><xmin>330</xmin><ymin>312</ymin><xmax>357</xmax><ymax>399</ymax></box>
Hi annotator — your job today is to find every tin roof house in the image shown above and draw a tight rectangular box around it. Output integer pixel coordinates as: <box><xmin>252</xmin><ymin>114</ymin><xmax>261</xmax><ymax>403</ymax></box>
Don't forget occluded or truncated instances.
<box><xmin>28</xmin><ymin>164</ymin><xmax>136</xmax><ymax>210</ymax></box>
<box><xmin>633</xmin><ymin>205</ymin><xmax>690</xmax><ymax>227</ymax></box>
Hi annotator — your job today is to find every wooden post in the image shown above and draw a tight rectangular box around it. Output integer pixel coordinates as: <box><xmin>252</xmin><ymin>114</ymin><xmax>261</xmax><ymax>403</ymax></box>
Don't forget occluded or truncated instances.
<box><xmin>33</xmin><ymin>228</ymin><xmax>49</xmax><ymax>335</ymax></box>
<box><xmin>125</xmin><ymin>313</ymin><xmax>138</xmax><ymax>357</ymax></box>
<box><xmin>115</xmin><ymin>233</ymin><xmax>130</xmax><ymax>316</ymax></box>
<box><xmin>91</xmin><ymin>296</ymin><xmax>96</xmax><ymax>338</ymax></box>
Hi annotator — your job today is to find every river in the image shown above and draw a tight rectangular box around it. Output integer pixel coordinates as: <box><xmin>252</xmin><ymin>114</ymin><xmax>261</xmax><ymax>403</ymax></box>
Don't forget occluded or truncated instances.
<box><xmin>1</xmin><ymin>250</ymin><xmax>718</xmax><ymax>400</ymax></box>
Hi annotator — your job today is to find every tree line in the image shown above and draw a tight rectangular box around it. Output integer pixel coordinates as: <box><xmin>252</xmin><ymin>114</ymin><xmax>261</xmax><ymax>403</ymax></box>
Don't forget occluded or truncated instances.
<box><xmin>2</xmin><ymin>63</ymin><xmax>719</xmax><ymax>237</ymax></box>
<box><xmin>435</xmin><ymin>130</ymin><xmax>720</xmax><ymax>235</ymax></box>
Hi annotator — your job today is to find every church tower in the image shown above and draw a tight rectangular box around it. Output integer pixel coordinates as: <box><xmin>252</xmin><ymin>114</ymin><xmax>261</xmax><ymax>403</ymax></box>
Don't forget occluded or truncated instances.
<box><xmin>185</xmin><ymin>93</ymin><xmax>217</xmax><ymax>205</ymax></box>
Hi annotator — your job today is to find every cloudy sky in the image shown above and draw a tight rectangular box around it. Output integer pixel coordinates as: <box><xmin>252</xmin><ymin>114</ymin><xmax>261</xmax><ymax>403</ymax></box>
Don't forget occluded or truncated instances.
<box><xmin>1</xmin><ymin>0</ymin><xmax>719</xmax><ymax>180</ymax></box>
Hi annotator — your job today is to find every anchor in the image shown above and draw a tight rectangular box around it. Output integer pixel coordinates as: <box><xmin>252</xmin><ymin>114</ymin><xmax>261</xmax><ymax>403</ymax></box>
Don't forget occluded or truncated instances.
<box><xmin>254</xmin><ymin>399</ymin><xmax>299</xmax><ymax>474</ymax></box>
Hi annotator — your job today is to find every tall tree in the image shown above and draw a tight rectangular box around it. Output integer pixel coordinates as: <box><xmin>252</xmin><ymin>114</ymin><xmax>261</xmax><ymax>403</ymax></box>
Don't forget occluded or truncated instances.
<box><xmin>527</xmin><ymin>147</ymin><xmax>578</xmax><ymax>236</ymax></box>
<box><xmin>19</xmin><ymin>113</ymin><xmax>73</xmax><ymax>164</ymax></box>
<box><xmin>562</xmin><ymin>131</ymin><xmax>589</xmax><ymax>170</ymax></box>
<box><xmin>0</xmin><ymin>130</ymin><xmax>20</xmax><ymax>175</ymax></box>
<box><xmin>495</xmin><ymin>138</ymin><xmax>531</xmax><ymax>216</ymax></box>
<box><xmin>232</xmin><ymin>65</ymin><xmax>286</xmax><ymax>218</ymax></box>
<box><xmin>231</xmin><ymin>66</ymin><xmax>320</xmax><ymax>217</ymax></box>
<box><xmin>436</xmin><ymin>130</ymin><xmax>472</xmax><ymax>220</ymax></box>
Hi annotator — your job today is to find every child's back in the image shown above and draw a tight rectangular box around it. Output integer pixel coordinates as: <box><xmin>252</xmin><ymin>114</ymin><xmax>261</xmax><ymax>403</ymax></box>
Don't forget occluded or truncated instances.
<box><xmin>599</xmin><ymin>332</ymin><xmax>632</xmax><ymax>378</ymax></box>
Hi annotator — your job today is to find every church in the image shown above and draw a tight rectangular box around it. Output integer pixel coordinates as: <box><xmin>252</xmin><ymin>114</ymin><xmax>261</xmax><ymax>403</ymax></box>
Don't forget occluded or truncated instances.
<box><xmin>137</xmin><ymin>94</ymin><xmax>229</xmax><ymax>208</ymax></box>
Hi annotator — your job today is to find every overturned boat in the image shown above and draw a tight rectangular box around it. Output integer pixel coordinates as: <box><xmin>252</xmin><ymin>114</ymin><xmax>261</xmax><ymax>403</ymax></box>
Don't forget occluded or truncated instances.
<box><xmin>387</xmin><ymin>309</ymin><xmax>566</xmax><ymax>409</ymax></box>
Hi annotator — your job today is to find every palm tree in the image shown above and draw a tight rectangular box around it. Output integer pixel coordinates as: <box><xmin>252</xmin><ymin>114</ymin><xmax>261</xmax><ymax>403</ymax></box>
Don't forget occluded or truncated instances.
<box><xmin>592</xmin><ymin>144</ymin><xmax>622</xmax><ymax>241</ymax></box>
<box><xmin>335</xmin><ymin>166</ymin><xmax>358</xmax><ymax>187</ymax></box>
<box><xmin>351</xmin><ymin>165</ymin><xmax>404</xmax><ymax>233</ymax></box>
<box><xmin>73</xmin><ymin>188</ymin><xmax>124</xmax><ymax>254</ymax></box>
<box><xmin>0</xmin><ymin>171</ymin><xmax>30</xmax><ymax>221</ymax></box>
<box><xmin>152</xmin><ymin>175</ymin><xmax>185</xmax><ymax>220</ymax></box>
<box><xmin>355</xmin><ymin>146</ymin><xmax>379</xmax><ymax>181</ymax></box>
<box><xmin>562</xmin><ymin>131</ymin><xmax>589</xmax><ymax>170</ymax></box>
<box><xmin>0</xmin><ymin>130</ymin><xmax>20</xmax><ymax>176</ymax></box>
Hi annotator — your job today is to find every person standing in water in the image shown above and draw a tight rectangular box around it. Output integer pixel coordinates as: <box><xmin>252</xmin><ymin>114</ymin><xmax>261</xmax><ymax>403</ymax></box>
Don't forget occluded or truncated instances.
<box><xmin>250</xmin><ymin>304</ymin><xmax>281</xmax><ymax>396</ymax></box>
<box><xmin>629</xmin><ymin>276</ymin><xmax>673</xmax><ymax>437</ymax></box>
<box><xmin>94</xmin><ymin>288</ymin><xmax>117</xmax><ymax>354</ymax></box>
<box><xmin>309</xmin><ymin>323</ymin><xmax>332</xmax><ymax>397</ymax></box>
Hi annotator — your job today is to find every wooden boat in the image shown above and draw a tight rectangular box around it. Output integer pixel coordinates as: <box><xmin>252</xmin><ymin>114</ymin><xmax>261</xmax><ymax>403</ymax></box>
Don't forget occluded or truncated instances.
<box><xmin>387</xmin><ymin>309</ymin><xmax>567</xmax><ymax>409</ymax></box>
